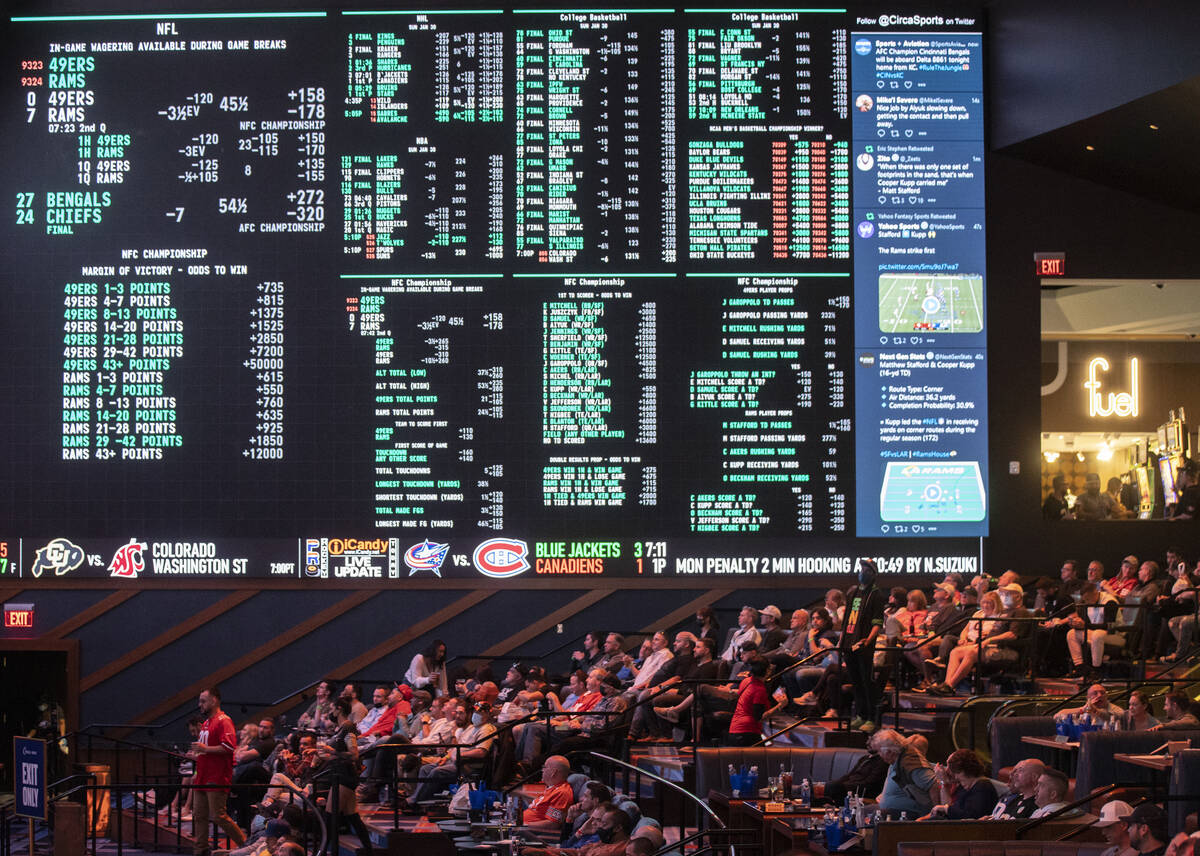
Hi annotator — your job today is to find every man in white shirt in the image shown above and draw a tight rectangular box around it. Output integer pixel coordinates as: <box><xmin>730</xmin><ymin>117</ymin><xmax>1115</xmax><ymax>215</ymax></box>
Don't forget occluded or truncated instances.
<box><xmin>625</xmin><ymin>630</ymin><xmax>674</xmax><ymax>692</ymax></box>
<box><xmin>721</xmin><ymin>606</ymin><xmax>762</xmax><ymax>662</ymax></box>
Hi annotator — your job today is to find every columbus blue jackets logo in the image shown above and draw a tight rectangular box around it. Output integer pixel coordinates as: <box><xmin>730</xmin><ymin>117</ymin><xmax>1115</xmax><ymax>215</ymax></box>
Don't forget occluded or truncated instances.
<box><xmin>404</xmin><ymin>540</ymin><xmax>450</xmax><ymax>577</ymax></box>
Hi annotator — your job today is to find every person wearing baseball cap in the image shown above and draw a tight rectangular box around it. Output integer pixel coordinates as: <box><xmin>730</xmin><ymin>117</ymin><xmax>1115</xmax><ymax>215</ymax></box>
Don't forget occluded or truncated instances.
<box><xmin>758</xmin><ymin>605</ymin><xmax>787</xmax><ymax>650</ymax></box>
<box><xmin>1126</xmin><ymin>803</ymin><xmax>1168</xmax><ymax>855</ymax></box>
<box><xmin>1094</xmin><ymin>800</ymin><xmax>1135</xmax><ymax>856</ymax></box>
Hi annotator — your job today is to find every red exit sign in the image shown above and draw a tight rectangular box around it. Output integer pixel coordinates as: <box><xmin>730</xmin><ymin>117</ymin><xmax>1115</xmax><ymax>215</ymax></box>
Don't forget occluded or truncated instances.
<box><xmin>4</xmin><ymin>603</ymin><xmax>34</xmax><ymax>629</ymax></box>
<box><xmin>1035</xmin><ymin>252</ymin><xmax>1066</xmax><ymax>277</ymax></box>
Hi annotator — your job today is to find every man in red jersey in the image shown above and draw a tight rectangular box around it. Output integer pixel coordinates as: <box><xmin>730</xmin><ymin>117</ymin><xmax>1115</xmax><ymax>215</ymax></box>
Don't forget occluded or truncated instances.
<box><xmin>189</xmin><ymin>687</ymin><xmax>246</xmax><ymax>856</ymax></box>
<box><xmin>523</xmin><ymin>755</ymin><xmax>575</xmax><ymax>833</ymax></box>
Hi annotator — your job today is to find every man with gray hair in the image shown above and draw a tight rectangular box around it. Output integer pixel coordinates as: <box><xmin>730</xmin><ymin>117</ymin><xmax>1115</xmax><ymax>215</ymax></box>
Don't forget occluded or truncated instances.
<box><xmin>721</xmin><ymin>606</ymin><xmax>761</xmax><ymax>662</ymax></box>
<box><xmin>873</xmin><ymin>729</ymin><xmax>936</xmax><ymax>818</ymax></box>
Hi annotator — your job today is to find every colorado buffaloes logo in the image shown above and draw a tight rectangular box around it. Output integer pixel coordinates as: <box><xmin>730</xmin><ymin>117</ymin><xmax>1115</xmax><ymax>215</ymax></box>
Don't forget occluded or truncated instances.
<box><xmin>31</xmin><ymin>538</ymin><xmax>85</xmax><ymax>578</ymax></box>
<box><xmin>404</xmin><ymin>540</ymin><xmax>449</xmax><ymax>577</ymax></box>
<box><xmin>473</xmin><ymin>538</ymin><xmax>530</xmax><ymax>579</ymax></box>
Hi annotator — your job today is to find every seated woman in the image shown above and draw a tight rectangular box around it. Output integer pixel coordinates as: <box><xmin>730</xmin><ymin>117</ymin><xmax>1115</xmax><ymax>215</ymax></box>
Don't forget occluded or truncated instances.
<box><xmin>921</xmin><ymin>748</ymin><xmax>997</xmax><ymax>820</ymax></box>
<box><xmin>1122</xmin><ymin>689</ymin><xmax>1160</xmax><ymax>731</ymax></box>
<box><xmin>926</xmin><ymin>591</ymin><xmax>1006</xmax><ymax>695</ymax></box>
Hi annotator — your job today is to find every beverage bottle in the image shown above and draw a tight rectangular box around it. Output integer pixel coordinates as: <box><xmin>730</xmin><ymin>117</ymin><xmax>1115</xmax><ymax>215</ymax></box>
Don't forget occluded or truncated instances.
<box><xmin>799</xmin><ymin>778</ymin><xmax>811</xmax><ymax>809</ymax></box>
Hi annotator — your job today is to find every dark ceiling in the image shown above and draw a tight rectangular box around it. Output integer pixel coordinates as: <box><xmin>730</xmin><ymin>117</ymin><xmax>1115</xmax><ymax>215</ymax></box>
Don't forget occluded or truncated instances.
<box><xmin>998</xmin><ymin>75</ymin><xmax>1200</xmax><ymax>215</ymax></box>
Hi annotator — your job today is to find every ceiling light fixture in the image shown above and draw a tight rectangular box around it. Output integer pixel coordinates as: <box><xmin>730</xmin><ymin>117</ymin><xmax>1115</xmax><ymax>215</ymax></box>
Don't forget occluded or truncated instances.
<box><xmin>1085</xmin><ymin>145</ymin><xmax>1095</xmax><ymax>151</ymax></box>
<box><xmin>1149</xmin><ymin>123</ymin><xmax>1159</xmax><ymax>130</ymax></box>
<box><xmin>1076</xmin><ymin>451</ymin><xmax>1086</xmax><ymax>462</ymax></box>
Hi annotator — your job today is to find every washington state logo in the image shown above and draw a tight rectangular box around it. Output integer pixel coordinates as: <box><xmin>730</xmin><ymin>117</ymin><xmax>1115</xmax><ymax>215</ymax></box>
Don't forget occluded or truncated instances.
<box><xmin>108</xmin><ymin>538</ymin><xmax>148</xmax><ymax>578</ymax></box>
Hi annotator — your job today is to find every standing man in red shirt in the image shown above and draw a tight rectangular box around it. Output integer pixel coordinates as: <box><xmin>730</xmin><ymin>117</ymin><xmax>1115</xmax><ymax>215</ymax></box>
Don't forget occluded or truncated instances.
<box><xmin>190</xmin><ymin>687</ymin><xmax>246</xmax><ymax>856</ymax></box>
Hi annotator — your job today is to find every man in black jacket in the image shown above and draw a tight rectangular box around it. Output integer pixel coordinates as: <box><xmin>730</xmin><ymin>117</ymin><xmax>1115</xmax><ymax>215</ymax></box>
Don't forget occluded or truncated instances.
<box><xmin>840</xmin><ymin>559</ymin><xmax>886</xmax><ymax>732</ymax></box>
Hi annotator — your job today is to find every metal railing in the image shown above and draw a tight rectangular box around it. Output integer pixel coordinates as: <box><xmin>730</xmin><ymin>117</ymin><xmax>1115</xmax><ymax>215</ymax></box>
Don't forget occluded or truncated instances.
<box><xmin>587</xmin><ymin>750</ymin><xmax>736</xmax><ymax>853</ymax></box>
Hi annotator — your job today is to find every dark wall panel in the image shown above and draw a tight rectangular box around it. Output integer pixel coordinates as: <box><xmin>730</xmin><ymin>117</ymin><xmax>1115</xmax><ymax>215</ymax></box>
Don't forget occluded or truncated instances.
<box><xmin>79</xmin><ymin>589</ymin><xmax>335</xmax><ymax>724</ymax></box>
<box><xmin>75</xmin><ymin>590</ymin><xmax>229</xmax><ymax>673</ymax></box>
<box><xmin>988</xmin><ymin>0</ymin><xmax>1200</xmax><ymax>148</ymax></box>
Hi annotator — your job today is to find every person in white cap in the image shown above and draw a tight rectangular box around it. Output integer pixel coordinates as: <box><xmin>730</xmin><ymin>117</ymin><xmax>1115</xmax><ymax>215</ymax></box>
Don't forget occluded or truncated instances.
<box><xmin>758</xmin><ymin>605</ymin><xmax>787</xmax><ymax>650</ymax></box>
<box><xmin>1095</xmin><ymin>800</ymin><xmax>1136</xmax><ymax>856</ymax></box>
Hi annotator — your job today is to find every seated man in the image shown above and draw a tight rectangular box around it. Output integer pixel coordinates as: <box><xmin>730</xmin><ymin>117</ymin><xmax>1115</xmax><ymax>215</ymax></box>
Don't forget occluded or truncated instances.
<box><xmin>621</xmin><ymin>630</ymin><xmax>673</xmax><ymax>694</ymax></box>
<box><xmin>525</xmin><ymin>804</ymin><xmax>633</xmax><ymax>856</ymax></box>
<box><xmin>873</xmin><ymin>729</ymin><xmax>936</xmax><ymax>819</ymax></box>
<box><xmin>516</xmin><ymin>669</ymin><xmax>605</xmax><ymax>764</ymax></box>
<box><xmin>522</xmin><ymin>755</ymin><xmax>575</xmax><ymax>834</ymax></box>
<box><xmin>356</xmin><ymin>686</ymin><xmax>390</xmax><ymax>736</ymax></box>
<box><xmin>1065</xmin><ymin>583</ymin><xmax>1119</xmax><ymax>678</ymax></box>
<box><xmin>527</xmin><ymin>675</ymin><xmax>628</xmax><ymax>772</ymax></box>
<box><xmin>1126</xmin><ymin>803</ymin><xmax>1169</xmax><ymax>856</ymax></box>
<box><xmin>655</xmin><ymin>641</ymin><xmax>754</xmax><ymax>736</ymax></box>
<box><xmin>988</xmin><ymin>757</ymin><xmax>1044</xmax><ymax>819</ymax></box>
<box><xmin>1093</xmin><ymin>799</ymin><xmax>1135</xmax><ymax>856</ymax></box>
<box><xmin>231</xmin><ymin>717</ymin><xmax>277</xmax><ymax>827</ymax></box>
<box><xmin>763</xmin><ymin>608</ymin><xmax>809</xmax><ymax>666</ymax></box>
<box><xmin>1056</xmin><ymin>683</ymin><xmax>1125</xmax><ymax>725</ymax></box>
<box><xmin>720</xmin><ymin>606</ymin><xmax>762</xmax><ymax>662</ymax></box>
<box><xmin>758</xmin><ymin>605</ymin><xmax>788</xmax><ymax>652</ymax></box>
<box><xmin>906</xmin><ymin>583</ymin><xmax>964</xmax><ymax>689</ymax></box>
<box><xmin>1150</xmin><ymin>690</ymin><xmax>1200</xmax><ymax>730</ymax></box>
<box><xmin>629</xmin><ymin>634</ymin><xmax>720</xmax><ymax>740</ymax></box>
<box><xmin>407</xmin><ymin>701</ymin><xmax>496</xmax><ymax>806</ymax></box>
<box><xmin>358</xmin><ymin>684</ymin><xmax>412</xmax><ymax>751</ymax></box>
<box><xmin>562</xmin><ymin>782</ymin><xmax>612</xmax><ymax>847</ymax></box>
<box><xmin>1029</xmin><ymin>768</ymin><xmax>1083</xmax><ymax>818</ymax></box>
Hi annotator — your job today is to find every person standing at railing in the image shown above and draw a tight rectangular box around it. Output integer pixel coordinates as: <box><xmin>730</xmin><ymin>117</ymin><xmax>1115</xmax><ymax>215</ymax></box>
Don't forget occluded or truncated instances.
<box><xmin>840</xmin><ymin>558</ymin><xmax>886</xmax><ymax>732</ymax></box>
<box><xmin>189</xmin><ymin>687</ymin><xmax>247</xmax><ymax>856</ymax></box>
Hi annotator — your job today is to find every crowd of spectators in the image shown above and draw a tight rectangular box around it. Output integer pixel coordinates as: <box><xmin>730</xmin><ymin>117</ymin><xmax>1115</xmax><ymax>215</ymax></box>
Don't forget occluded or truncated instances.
<box><xmin>157</xmin><ymin>546</ymin><xmax>1200</xmax><ymax>856</ymax></box>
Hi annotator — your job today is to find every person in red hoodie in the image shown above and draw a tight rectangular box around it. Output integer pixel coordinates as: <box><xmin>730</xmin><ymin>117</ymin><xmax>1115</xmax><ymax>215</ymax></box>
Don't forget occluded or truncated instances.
<box><xmin>726</xmin><ymin>656</ymin><xmax>769</xmax><ymax>745</ymax></box>
<box><xmin>189</xmin><ymin>687</ymin><xmax>246</xmax><ymax>856</ymax></box>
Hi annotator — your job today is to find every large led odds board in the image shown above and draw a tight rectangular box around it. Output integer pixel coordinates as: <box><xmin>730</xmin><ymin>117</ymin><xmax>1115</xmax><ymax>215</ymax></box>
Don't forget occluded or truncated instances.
<box><xmin>0</xmin><ymin>5</ymin><xmax>987</xmax><ymax>582</ymax></box>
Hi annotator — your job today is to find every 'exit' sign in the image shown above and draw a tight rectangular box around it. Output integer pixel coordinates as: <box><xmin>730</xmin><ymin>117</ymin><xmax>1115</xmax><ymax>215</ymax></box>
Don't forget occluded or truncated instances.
<box><xmin>1035</xmin><ymin>252</ymin><xmax>1066</xmax><ymax>277</ymax></box>
<box><xmin>4</xmin><ymin>603</ymin><xmax>34</xmax><ymax>629</ymax></box>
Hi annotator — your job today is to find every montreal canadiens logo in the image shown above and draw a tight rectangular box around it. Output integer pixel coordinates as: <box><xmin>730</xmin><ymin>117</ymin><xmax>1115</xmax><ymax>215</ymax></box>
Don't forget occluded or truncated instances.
<box><xmin>473</xmin><ymin>538</ymin><xmax>530</xmax><ymax>579</ymax></box>
<box><xmin>404</xmin><ymin>540</ymin><xmax>449</xmax><ymax>577</ymax></box>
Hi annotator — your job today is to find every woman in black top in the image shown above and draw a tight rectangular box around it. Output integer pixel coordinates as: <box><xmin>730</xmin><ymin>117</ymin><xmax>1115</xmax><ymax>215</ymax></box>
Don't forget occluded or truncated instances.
<box><xmin>923</xmin><ymin>749</ymin><xmax>997</xmax><ymax>820</ymax></box>
<box><xmin>316</xmin><ymin>698</ymin><xmax>373</xmax><ymax>855</ymax></box>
